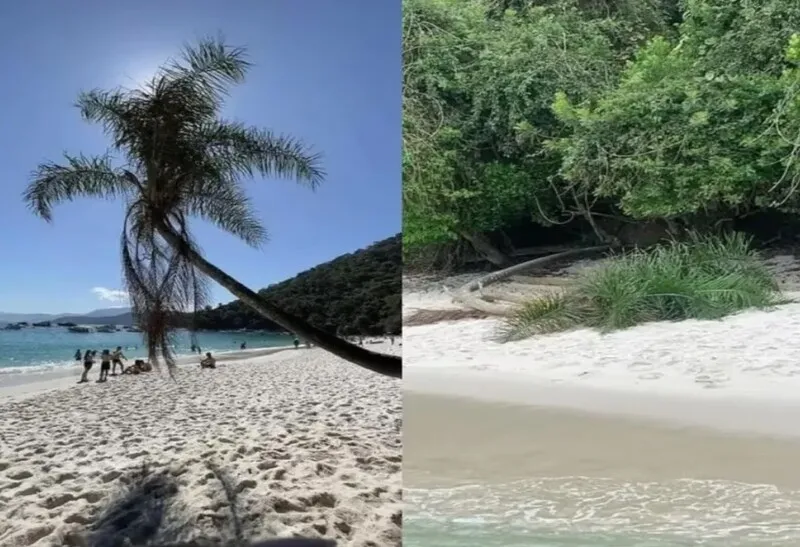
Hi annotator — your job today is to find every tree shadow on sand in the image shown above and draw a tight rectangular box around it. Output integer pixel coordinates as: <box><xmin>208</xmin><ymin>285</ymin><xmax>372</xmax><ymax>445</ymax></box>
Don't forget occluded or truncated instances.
<box><xmin>71</xmin><ymin>464</ymin><xmax>336</xmax><ymax>547</ymax></box>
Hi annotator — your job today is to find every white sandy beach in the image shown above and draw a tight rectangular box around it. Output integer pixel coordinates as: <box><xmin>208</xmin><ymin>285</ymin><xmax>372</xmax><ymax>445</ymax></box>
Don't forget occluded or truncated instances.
<box><xmin>404</xmin><ymin>294</ymin><xmax>800</xmax><ymax>435</ymax></box>
<box><xmin>0</xmin><ymin>343</ymin><xmax>401</xmax><ymax>547</ymax></box>
<box><xmin>403</xmin><ymin>279</ymin><xmax>800</xmax><ymax>544</ymax></box>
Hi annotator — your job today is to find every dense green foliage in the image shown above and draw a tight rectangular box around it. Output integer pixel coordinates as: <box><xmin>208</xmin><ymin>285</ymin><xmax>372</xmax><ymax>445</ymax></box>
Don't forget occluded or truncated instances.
<box><xmin>500</xmin><ymin>233</ymin><xmax>781</xmax><ymax>339</ymax></box>
<box><xmin>404</xmin><ymin>0</ymin><xmax>800</xmax><ymax>266</ymax></box>
<box><xmin>189</xmin><ymin>235</ymin><xmax>401</xmax><ymax>335</ymax></box>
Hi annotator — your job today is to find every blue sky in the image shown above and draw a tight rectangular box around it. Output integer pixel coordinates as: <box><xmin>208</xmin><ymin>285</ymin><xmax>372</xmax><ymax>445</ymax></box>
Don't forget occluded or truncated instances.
<box><xmin>0</xmin><ymin>0</ymin><xmax>400</xmax><ymax>314</ymax></box>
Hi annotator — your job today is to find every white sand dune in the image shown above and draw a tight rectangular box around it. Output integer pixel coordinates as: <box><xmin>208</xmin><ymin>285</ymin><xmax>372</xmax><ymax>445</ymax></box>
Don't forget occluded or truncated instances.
<box><xmin>0</xmin><ymin>344</ymin><xmax>401</xmax><ymax>547</ymax></box>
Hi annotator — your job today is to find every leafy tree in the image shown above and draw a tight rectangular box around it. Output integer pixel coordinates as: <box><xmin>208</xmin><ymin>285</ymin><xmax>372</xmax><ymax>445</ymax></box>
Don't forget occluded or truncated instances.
<box><xmin>553</xmin><ymin>0</ymin><xmax>800</xmax><ymax>222</ymax></box>
<box><xmin>405</xmin><ymin>0</ymin><xmax>800</xmax><ymax>267</ymax></box>
<box><xmin>403</xmin><ymin>0</ymin><xmax>672</xmax><ymax>263</ymax></box>
<box><xmin>23</xmin><ymin>37</ymin><xmax>400</xmax><ymax>378</ymax></box>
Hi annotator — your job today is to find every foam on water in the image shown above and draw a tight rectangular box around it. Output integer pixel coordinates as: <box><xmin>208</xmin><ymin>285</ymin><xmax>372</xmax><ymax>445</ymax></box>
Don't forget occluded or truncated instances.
<box><xmin>405</xmin><ymin>478</ymin><xmax>800</xmax><ymax>546</ymax></box>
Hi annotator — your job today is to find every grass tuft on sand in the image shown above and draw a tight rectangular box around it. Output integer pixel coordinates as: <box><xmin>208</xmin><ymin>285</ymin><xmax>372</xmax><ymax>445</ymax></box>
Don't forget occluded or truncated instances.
<box><xmin>500</xmin><ymin>232</ymin><xmax>783</xmax><ymax>341</ymax></box>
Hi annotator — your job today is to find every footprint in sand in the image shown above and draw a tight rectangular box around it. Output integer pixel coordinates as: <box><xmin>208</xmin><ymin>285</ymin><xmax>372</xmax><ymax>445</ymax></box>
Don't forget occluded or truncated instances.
<box><xmin>638</xmin><ymin>372</ymin><xmax>663</xmax><ymax>381</ymax></box>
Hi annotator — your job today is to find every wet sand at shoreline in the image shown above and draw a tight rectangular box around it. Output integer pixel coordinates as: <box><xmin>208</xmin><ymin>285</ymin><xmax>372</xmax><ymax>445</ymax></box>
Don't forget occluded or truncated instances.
<box><xmin>405</xmin><ymin>392</ymin><xmax>800</xmax><ymax>490</ymax></box>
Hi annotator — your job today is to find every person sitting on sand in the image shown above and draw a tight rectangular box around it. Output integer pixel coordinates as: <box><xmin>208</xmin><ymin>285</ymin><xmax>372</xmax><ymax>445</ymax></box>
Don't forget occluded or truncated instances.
<box><xmin>200</xmin><ymin>352</ymin><xmax>216</xmax><ymax>369</ymax></box>
<box><xmin>78</xmin><ymin>349</ymin><xmax>94</xmax><ymax>383</ymax></box>
<box><xmin>98</xmin><ymin>349</ymin><xmax>112</xmax><ymax>382</ymax></box>
<box><xmin>111</xmin><ymin>346</ymin><xmax>127</xmax><ymax>375</ymax></box>
<box><xmin>122</xmin><ymin>359</ymin><xmax>152</xmax><ymax>375</ymax></box>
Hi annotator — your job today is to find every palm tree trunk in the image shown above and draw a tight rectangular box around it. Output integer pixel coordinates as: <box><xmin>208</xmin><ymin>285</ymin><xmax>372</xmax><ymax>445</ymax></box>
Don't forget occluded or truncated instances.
<box><xmin>156</xmin><ymin>222</ymin><xmax>401</xmax><ymax>379</ymax></box>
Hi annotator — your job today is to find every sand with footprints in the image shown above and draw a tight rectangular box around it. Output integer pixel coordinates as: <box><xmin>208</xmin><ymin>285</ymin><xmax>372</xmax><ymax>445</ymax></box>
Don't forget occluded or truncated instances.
<box><xmin>0</xmin><ymin>343</ymin><xmax>401</xmax><ymax>547</ymax></box>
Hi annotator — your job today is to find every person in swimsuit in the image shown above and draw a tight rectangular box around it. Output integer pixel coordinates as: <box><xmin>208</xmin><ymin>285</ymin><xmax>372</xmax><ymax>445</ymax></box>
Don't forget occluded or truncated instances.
<box><xmin>98</xmin><ymin>349</ymin><xmax>112</xmax><ymax>382</ymax></box>
<box><xmin>293</xmin><ymin>337</ymin><xmax>300</xmax><ymax>349</ymax></box>
<box><xmin>74</xmin><ymin>349</ymin><xmax>82</xmax><ymax>361</ymax></box>
<box><xmin>111</xmin><ymin>346</ymin><xmax>127</xmax><ymax>375</ymax></box>
<box><xmin>78</xmin><ymin>349</ymin><xmax>94</xmax><ymax>383</ymax></box>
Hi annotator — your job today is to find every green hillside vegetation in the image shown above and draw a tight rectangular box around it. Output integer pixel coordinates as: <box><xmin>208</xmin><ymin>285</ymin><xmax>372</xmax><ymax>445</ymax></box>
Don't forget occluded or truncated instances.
<box><xmin>188</xmin><ymin>234</ymin><xmax>401</xmax><ymax>335</ymax></box>
<box><xmin>403</xmin><ymin>0</ymin><xmax>800</xmax><ymax>269</ymax></box>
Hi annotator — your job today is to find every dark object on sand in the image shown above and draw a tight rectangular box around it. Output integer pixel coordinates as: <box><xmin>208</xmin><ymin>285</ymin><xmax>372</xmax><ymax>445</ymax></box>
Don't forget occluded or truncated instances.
<box><xmin>123</xmin><ymin>360</ymin><xmax>152</xmax><ymax>375</ymax></box>
<box><xmin>83</xmin><ymin>465</ymin><xmax>337</xmax><ymax>547</ymax></box>
<box><xmin>404</xmin><ymin>307</ymin><xmax>490</xmax><ymax>326</ymax></box>
<box><xmin>200</xmin><ymin>352</ymin><xmax>216</xmax><ymax>369</ymax></box>
<box><xmin>159</xmin><ymin>541</ymin><xmax>336</xmax><ymax>546</ymax></box>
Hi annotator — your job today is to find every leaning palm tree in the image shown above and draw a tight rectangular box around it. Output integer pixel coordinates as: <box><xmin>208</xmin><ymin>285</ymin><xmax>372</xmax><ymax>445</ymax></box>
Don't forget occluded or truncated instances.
<box><xmin>23</xmin><ymin>37</ymin><xmax>401</xmax><ymax>379</ymax></box>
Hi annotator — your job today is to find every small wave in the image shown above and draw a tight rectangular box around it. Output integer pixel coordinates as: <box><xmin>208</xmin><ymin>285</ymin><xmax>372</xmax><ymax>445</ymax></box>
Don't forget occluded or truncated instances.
<box><xmin>405</xmin><ymin>477</ymin><xmax>800</xmax><ymax>545</ymax></box>
<box><xmin>0</xmin><ymin>361</ymin><xmax>83</xmax><ymax>375</ymax></box>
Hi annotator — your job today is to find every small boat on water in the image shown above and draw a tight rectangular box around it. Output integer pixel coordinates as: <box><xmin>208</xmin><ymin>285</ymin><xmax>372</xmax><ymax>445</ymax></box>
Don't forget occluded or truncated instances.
<box><xmin>124</xmin><ymin>326</ymin><xmax>142</xmax><ymax>333</ymax></box>
<box><xmin>57</xmin><ymin>322</ymin><xmax>77</xmax><ymax>327</ymax></box>
<box><xmin>96</xmin><ymin>325</ymin><xmax>118</xmax><ymax>333</ymax></box>
<box><xmin>32</xmin><ymin>321</ymin><xmax>51</xmax><ymax>327</ymax></box>
<box><xmin>67</xmin><ymin>326</ymin><xmax>92</xmax><ymax>333</ymax></box>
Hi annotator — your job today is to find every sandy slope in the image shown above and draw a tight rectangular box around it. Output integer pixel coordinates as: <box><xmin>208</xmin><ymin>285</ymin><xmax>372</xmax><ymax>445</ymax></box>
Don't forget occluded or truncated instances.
<box><xmin>0</xmin><ymin>344</ymin><xmax>401</xmax><ymax>547</ymax></box>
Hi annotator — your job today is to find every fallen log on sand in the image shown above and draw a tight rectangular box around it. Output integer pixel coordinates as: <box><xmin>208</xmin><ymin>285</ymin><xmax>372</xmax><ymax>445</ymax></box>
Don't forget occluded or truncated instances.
<box><xmin>452</xmin><ymin>245</ymin><xmax>613</xmax><ymax>316</ymax></box>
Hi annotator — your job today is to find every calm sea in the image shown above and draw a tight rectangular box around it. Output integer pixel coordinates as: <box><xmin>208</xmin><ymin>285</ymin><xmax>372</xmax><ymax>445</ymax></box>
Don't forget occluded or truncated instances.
<box><xmin>0</xmin><ymin>326</ymin><xmax>293</xmax><ymax>374</ymax></box>
<box><xmin>404</xmin><ymin>479</ymin><xmax>800</xmax><ymax>547</ymax></box>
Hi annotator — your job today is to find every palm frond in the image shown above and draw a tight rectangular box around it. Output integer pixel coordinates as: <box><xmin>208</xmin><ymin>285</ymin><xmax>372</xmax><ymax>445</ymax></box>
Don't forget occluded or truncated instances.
<box><xmin>197</xmin><ymin>120</ymin><xmax>326</xmax><ymax>188</ymax></box>
<box><xmin>180</xmin><ymin>182</ymin><xmax>267</xmax><ymax>247</ymax></box>
<box><xmin>163</xmin><ymin>35</ymin><xmax>251</xmax><ymax>98</ymax></box>
<box><xmin>24</xmin><ymin>154</ymin><xmax>132</xmax><ymax>221</ymax></box>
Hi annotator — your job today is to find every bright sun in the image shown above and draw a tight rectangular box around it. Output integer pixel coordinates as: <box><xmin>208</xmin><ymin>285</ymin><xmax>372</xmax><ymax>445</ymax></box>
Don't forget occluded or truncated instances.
<box><xmin>114</xmin><ymin>56</ymin><xmax>166</xmax><ymax>90</ymax></box>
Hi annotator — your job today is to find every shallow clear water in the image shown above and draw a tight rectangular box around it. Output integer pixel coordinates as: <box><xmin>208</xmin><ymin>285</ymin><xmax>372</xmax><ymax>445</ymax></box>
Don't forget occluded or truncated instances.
<box><xmin>0</xmin><ymin>327</ymin><xmax>292</xmax><ymax>374</ymax></box>
<box><xmin>405</xmin><ymin>478</ymin><xmax>800</xmax><ymax>546</ymax></box>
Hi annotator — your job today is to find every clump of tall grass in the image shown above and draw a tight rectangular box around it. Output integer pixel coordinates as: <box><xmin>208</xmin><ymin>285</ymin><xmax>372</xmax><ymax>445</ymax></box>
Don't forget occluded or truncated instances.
<box><xmin>500</xmin><ymin>232</ymin><xmax>782</xmax><ymax>341</ymax></box>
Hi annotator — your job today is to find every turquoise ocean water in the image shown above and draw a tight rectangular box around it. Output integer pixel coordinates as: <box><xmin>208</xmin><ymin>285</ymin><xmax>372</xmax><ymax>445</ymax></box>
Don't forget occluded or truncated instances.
<box><xmin>405</xmin><ymin>478</ymin><xmax>800</xmax><ymax>546</ymax></box>
<box><xmin>0</xmin><ymin>327</ymin><xmax>293</xmax><ymax>374</ymax></box>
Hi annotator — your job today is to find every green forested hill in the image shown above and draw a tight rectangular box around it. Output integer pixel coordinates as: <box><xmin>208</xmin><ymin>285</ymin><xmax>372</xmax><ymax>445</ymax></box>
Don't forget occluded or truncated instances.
<box><xmin>190</xmin><ymin>234</ymin><xmax>401</xmax><ymax>335</ymax></box>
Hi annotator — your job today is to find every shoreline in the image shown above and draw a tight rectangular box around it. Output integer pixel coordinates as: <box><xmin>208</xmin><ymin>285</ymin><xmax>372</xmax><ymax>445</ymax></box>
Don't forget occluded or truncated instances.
<box><xmin>403</xmin><ymin>393</ymin><xmax>800</xmax><ymax>545</ymax></box>
<box><xmin>0</xmin><ymin>345</ymin><xmax>295</xmax><ymax>401</ymax></box>
<box><xmin>404</xmin><ymin>392</ymin><xmax>800</xmax><ymax>489</ymax></box>
<box><xmin>405</xmin><ymin>366</ymin><xmax>800</xmax><ymax>440</ymax></box>
<box><xmin>402</xmin><ymin>283</ymin><xmax>800</xmax><ymax>544</ymax></box>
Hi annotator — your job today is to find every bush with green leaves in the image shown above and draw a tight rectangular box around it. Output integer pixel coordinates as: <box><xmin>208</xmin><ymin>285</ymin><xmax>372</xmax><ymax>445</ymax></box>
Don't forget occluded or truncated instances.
<box><xmin>500</xmin><ymin>232</ymin><xmax>782</xmax><ymax>340</ymax></box>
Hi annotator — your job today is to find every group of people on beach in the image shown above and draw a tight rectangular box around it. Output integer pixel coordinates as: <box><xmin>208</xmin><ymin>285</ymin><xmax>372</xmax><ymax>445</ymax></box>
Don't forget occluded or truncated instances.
<box><xmin>75</xmin><ymin>347</ymin><xmax>151</xmax><ymax>384</ymax></box>
<box><xmin>73</xmin><ymin>335</ymin><xmax>314</xmax><ymax>383</ymax></box>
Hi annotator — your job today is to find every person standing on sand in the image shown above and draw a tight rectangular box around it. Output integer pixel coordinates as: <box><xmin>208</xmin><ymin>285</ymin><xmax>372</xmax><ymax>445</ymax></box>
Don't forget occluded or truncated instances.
<box><xmin>293</xmin><ymin>337</ymin><xmax>300</xmax><ymax>349</ymax></box>
<box><xmin>78</xmin><ymin>349</ymin><xmax>94</xmax><ymax>383</ymax></box>
<box><xmin>111</xmin><ymin>346</ymin><xmax>127</xmax><ymax>375</ymax></box>
<box><xmin>98</xmin><ymin>349</ymin><xmax>112</xmax><ymax>382</ymax></box>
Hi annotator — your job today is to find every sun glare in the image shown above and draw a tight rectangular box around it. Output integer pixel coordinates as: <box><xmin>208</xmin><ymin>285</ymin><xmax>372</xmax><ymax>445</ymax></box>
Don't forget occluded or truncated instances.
<box><xmin>113</xmin><ymin>55</ymin><xmax>166</xmax><ymax>90</ymax></box>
